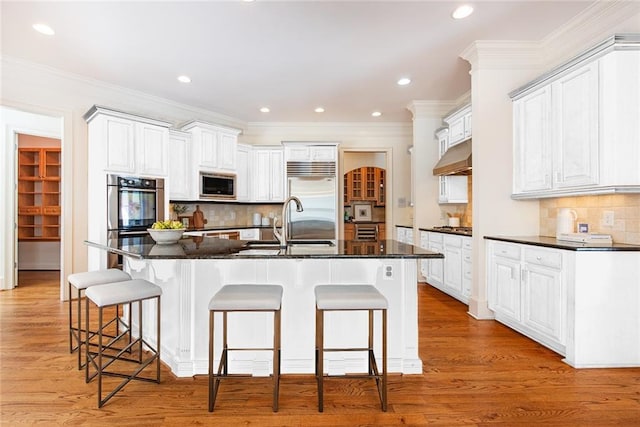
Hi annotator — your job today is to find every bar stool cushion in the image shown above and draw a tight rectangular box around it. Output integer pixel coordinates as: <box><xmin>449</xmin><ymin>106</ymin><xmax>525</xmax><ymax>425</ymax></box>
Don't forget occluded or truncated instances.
<box><xmin>315</xmin><ymin>285</ymin><xmax>388</xmax><ymax>310</ymax></box>
<box><xmin>209</xmin><ymin>285</ymin><xmax>283</xmax><ymax>311</ymax></box>
<box><xmin>69</xmin><ymin>269</ymin><xmax>131</xmax><ymax>290</ymax></box>
<box><xmin>85</xmin><ymin>279</ymin><xmax>162</xmax><ymax>307</ymax></box>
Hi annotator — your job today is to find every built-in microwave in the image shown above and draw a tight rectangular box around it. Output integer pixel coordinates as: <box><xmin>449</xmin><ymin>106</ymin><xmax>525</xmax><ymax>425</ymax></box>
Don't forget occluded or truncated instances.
<box><xmin>200</xmin><ymin>172</ymin><xmax>236</xmax><ymax>199</ymax></box>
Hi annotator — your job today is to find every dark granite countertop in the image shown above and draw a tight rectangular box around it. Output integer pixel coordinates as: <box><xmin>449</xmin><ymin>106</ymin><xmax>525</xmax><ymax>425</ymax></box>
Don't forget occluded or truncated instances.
<box><xmin>420</xmin><ymin>227</ymin><xmax>473</xmax><ymax>237</ymax></box>
<box><xmin>484</xmin><ymin>235</ymin><xmax>640</xmax><ymax>252</ymax></box>
<box><xmin>85</xmin><ymin>236</ymin><xmax>444</xmax><ymax>260</ymax></box>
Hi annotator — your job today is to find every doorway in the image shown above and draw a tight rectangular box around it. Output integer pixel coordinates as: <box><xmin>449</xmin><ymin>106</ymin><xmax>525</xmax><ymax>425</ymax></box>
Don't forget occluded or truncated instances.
<box><xmin>16</xmin><ymin>133</ymin><xmax>62</xmax><ymax>285</ymax></box>
<box><xmin>1</xmin><ymin>106</ymin><xmax>68</xmax><ymax>299</ymax></box>
<box><xmin>341</xmin><ymin>149</ymin><xmax>392</xmax><ymax>241</ymax></box>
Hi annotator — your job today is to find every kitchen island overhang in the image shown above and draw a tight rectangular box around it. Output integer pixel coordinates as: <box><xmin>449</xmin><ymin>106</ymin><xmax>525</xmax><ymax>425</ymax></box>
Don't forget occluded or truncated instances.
<box><xmin>85</xmin><ymin>237</ymin><xmax>443</xmax><ymax>378</ymax></box>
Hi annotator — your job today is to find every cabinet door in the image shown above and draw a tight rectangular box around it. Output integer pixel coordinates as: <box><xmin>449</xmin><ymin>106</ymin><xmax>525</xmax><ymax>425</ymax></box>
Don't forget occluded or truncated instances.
<box><xmin>198</xmin><ymin>129</ymin><xmax>219</xmax><ymax>169</ymax></box>
<box><xmin>235</xmin><ymin>145</ymin><xmax>250</xmax><ymax>201</ymax></box>
<box><xmin>310</xmin><ymin>146</ymin><xmax>335</xmax><ymax>161</ymax></box>
<box><xmin>270</xmin><ymin>150</ymin><xmax>284</xmax><ymax>201</ymax></box>
<box><xmin>522</xmin><ymin>263</ymin><xmax>564</xmax><ymax>343</ymax></box>
<box><xmin>253</xmin><ymin>150</ymin><xmax>272</xmax><ymax>201</ymax></box>
<box><xmin>464</xmin><ymin>112</ymin><xmax>472</xmax><ymax>139</ymax></box>
<box><xmin>364</xmin><ymin>167</ymin><xmax>377</xmax><ymax>201</ymax></box>
<box><xmin>462</xmin><ymin>248</ymin><xmax>472</xmax><ymax>298</ymax></box>
<box><xmin>552</xmin><ymin>62</ymin><xmax>599</xmax><ymax>188</ymax></box>
<box><xmin>489</xmin><ymin>255</ymin><xmax>521</xmax><ymax>322</ymax></box>
<box><xmin>104</xmin><ymin>116</ymin><xmax>135</xmax><ymax>173</ymax></box>
<box><xmin>513</xmin><ymin>86</ymin><xmax>553</xmax><ymax>193</ymax></box>
<box><xmin>168</xmin><ymin>132</ymin><xmax>192</xmax><ymax>199</ymax></box>
<box><xmin>443</xmin><ymin>237</ymin><xmax>463</xmax><ymax>294</ymax></box>
<box><xmin>218</xmin><ymin>132</ymin><xmax>237</xmax><ymax>171</ymax></box>
<box><xmin>344</xmin><ymin>223</ymin><xmax>355</xmax><ymax>241</ymax></box>
<box><xmin>427</xmin><ymin>242</ymin><xmax>444</xmax><ymax>286</ymax></box>
<box><xmin>448</xmin><ymin>117</ymin><xmax>465</xmax><ymax>146</ymax></box>
<box><xmin>376</xmin><ymin>168</ymin><xmax>385</xmax><ymax>206</ymax></box>
<box><xmin>350</xmin><ymin>168</ymin><xmax>363</xmax><ymax>200</ymax></box>
<box><xmin>439</xmin><ymin>176</ymin><xmax>467</xmax><ymax>204</ymax></box>
<box><xmin>136</xmin><ymin>123</ymin><xmax>168</xmax><ymax>176</ymax></box>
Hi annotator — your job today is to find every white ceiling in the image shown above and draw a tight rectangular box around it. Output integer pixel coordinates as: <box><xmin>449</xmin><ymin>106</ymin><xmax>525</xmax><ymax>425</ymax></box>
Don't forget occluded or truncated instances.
<box><xmin>1</xmin><ymin>1</ymin><xmax>595</xmax><ymax>123</ymax></box>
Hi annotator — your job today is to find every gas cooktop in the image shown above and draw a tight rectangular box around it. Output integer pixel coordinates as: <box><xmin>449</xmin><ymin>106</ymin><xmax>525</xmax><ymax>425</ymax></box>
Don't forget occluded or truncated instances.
<box><xmin>431</xmin><ymin>226</ymin><xmax>472</xmax><ymax>235</ymax></box>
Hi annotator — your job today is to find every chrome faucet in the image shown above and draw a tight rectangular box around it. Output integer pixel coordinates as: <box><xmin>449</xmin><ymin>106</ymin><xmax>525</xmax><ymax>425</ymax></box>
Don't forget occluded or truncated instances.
<box><xmin>273</xmin><ymin>196</ymin><xmax>304</xmax><ymax>248</ymax></box>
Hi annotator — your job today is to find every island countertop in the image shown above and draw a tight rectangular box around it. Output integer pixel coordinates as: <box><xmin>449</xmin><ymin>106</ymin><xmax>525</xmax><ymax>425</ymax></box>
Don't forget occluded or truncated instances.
<box><xmin>85</xmin><ymin>236</ymin><xmax>444</xmax><ymax>260</ymax></box>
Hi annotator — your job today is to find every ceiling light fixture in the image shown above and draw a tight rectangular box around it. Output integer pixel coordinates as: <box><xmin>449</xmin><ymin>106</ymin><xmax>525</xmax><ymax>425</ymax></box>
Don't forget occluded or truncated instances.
<box><xmin>177</xmin><ymin>75</ymin><xmax>192</xmax><ymax>83</ymax></box>
<box><xmin>397</xmin><ymin>77</ymin><xmax>411</xmax><ymax>86</ymax></box>
<box><xmin>315</xmin><ymin>107</ymin><xmax>325</xmax><ymax>113</ymax></box>
<box><xmin>260</xmin><ymin>107</ymin><xmax>270</xmax><ymax>113</ymax></box>
<box><xmin>371</xmin><ymin>111</ymin><xmax>382</xmax><ymax>117</ymax></box>
<box><xmin>32</xmin><ymin>23</ymin><xmax>55</xmax><ymax>36</ymax></box>
<box><xmin>452</xmin><ymin>5</ymin><xmax>474</xmax><ymax>20</ymax></box>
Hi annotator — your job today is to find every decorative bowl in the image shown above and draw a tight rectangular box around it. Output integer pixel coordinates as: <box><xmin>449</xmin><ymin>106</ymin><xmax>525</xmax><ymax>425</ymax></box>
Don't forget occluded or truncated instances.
<box><xmin>147</xmin><ymin>228</ymin><xmax>185</xmax><ymax>245</ymax></box>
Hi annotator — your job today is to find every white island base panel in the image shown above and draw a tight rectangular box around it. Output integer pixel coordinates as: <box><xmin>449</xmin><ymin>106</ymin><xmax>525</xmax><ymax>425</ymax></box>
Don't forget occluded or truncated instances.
<box><xmin>123</xmin><ymin>257</ymin><xmax>423</xmax><ymax>378</ymax></box>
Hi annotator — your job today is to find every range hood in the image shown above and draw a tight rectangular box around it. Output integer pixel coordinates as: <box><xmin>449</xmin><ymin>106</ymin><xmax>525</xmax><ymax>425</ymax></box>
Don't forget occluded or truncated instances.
<box><xmin>433</xmin><ymin>139</ymin><xmax>472</xmax><ymax>176</ymax></box>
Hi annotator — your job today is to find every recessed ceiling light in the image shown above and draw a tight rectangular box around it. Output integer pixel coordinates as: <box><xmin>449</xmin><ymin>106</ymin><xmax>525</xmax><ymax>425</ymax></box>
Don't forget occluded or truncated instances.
<box><xmin>32</xmin><ymin>23</ymin><xmax>55</xmax><ymax>36</ymax></box>
<box><xmin>452</xmin><ymin>5</ymin><xmax>474</xmax><ymax>20</ymax></box>
<box><xmin>315</xmin><ymin>107</ymin><xmax>325</xmax><ymax>113</ymax></box>
<box><xmin>397</xmin><ymin>77</ymin><xmax>411</xmax><ymax>86</ymax></box>
<box><xmin>177</xmin><ymin>75</ymin><xmax>192</xmax><ymax>83</ymax></box>
<box><xmin>371</xmin><ymin>111</ymin><xmax>382</xmax><ymax>117</ymax></box>
<box><xmin>260</xmin><ymin>107</ymin><xmax>270</xmax><ymax>113</ymax></box>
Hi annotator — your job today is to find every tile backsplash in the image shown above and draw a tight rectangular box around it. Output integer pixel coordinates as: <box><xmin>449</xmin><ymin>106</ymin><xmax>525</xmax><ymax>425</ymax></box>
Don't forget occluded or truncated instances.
<box><xmin>171</xmin><ymin>203</ymin><xmax>282</xmax><ymax>228</ymax></box>
<box><xmin>540</xmin><ymin>194</ymin><xmax>640</xmax><ymax>244</ymax></box>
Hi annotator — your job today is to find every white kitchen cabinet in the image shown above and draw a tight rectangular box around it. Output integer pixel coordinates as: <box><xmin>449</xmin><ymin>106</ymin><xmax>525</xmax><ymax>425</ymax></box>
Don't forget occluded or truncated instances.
<box><xmin>462</xmin><ymin>239</ymin><xmax>472</xmax><ymax>299</ymax></box>
<box><xmin>236</xmin><ymin>144</ymin><xmax>250</xmax><ymax>202</ymax></box>
<box><xmin>435</xmin><ymin>128</ymin><xmax>468</xmax><ymax>204</ymax></box>
<box><xmin>168</xmin><ymin>130</ymin><xmax>193</xmax><ymax>200</ymax></box>
<box><xmin>253</xmin><ymin>148</ymin><xmax>284</xmax><ymax>202</ymax></box>
<box><xmin>444</xmin><ymin>104</ymin><xmax>472</xmax><ymax>147</ymax></box>
<box><xmin>284</xmin><ymin>145</ymin><xmax>337</xmax><ymax>162</ymax></box>
<box><xmin>422</xmin><ymin>231</ymin><xmax>471</xmax><ymax>304</ymax></box>
<box><xmin>511</xmin><ymin>36</ymin><xmax>640</xmax><ymax>198</ymax></box>
<box><xmin>487</xmin><ymin>240</ymin><xmax>566</xmax><ymax>355</ymax></box>
<box><xmin>85</xmin><ymin>107</ymin><xmax>171</xmax><ymax>177</ymax></box>
<box><xmin>181</xmin><ymin>121</ymin><xmax>241</xmax><ymax>173</ymax></box>
<box><xmin>395</xmin><ymin>226</ymin><xmax>413</xmax><ymax>245</ymax></box>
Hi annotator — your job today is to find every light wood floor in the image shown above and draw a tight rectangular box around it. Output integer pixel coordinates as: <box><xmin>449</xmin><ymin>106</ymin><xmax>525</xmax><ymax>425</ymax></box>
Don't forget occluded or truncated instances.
<box><xmin>1</xmin><ymin>271</ymin><xmax>639</xmax><ymax>426</ymax></box>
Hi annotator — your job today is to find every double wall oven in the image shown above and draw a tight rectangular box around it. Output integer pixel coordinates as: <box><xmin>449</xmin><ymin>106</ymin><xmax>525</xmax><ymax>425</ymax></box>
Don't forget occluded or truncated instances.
<box><xmin>107</xmin><ymin>174</ymin><xmax>164</xmax><ymax>267</ymax></box>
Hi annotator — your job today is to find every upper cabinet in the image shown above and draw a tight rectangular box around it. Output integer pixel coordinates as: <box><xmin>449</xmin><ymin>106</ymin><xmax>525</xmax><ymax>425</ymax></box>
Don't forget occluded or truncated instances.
<box><xmin>344</xmin><ymin>166</ymin><xmax>385</xmax><ymax>206</ymax></box>
<box><xmin>235</xmin><ymin>144</ymin><xmax>251</xmax><ymax>202</ymax></box>
<box><xmin>444</xmin><ymin>104</ymin><xmax>472</xmax><ymax>147</ymax></box>
<box><xmin>284</xmin><ymin>145</ymin><xmax>336</xmax><ymax>162</ymax></box>
<box><xmin>85</xmin><ymin>106</ymin><xmax>171</xmax><ymax>177</ymax></box>
<box><xmin>181</xmin><ymin>121</ymin><xmax>241</xmax><ymax>173</ymax></box>
<box><xmin>252</xmin><ymin>147</ymin><xmax>284</xmax><ymax>202</ymax></box>
<box><xmin>167</xmin><ymin>130</ymin><xmax>193</xmax><ymax>200</ymax></box>
<box><xmin>511</xmin><ymin>34</ymin><xmax>640</xmax><ymax>199</ymax></box>
<box><xmin>435</xmin><ymin>127</ymin><xmax>468</xmax><ymax>204</ymax></box>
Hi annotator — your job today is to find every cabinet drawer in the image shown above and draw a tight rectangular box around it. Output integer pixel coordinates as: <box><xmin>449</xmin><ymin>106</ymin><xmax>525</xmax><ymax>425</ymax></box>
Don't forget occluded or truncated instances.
<box><xmin>43</xmin><ymin>206</ymin><xmax>61</xmax><ymax>215</ymax></box>
<box><xmin>19</xmin><ymin>206</ymin><xmax>42</xmax><ymax>215</ymax></box>
<box><xmin>428</xmin><ymin>232</ymin><xmax>443</xmax><ymax>243</ymax></box>
<box><xmin>463</xmin><ymin>237</ymin><xmax>472</xmax><ymax>250</ymax></box>
<box><xmin>444</xmin><ymin>235</ymin><xmax>462</xmax><ymax>247</ymax></box>
<box><xmin>525</xmin><ymin>247</ymin><xmax>562</xmax><ymax>269</ymax></box>
<box><xmin>493</xmin><ymin>242</ymin><xmax>521</xmax><ymax>260</ymax></box>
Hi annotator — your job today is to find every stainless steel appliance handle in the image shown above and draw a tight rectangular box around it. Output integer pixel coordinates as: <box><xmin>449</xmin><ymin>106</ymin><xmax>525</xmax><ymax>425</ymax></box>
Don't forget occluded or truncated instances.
<box><xmin>119</xmin><ymin>188</ymin><xmax>158</xmax><ymax>193</ymax></box>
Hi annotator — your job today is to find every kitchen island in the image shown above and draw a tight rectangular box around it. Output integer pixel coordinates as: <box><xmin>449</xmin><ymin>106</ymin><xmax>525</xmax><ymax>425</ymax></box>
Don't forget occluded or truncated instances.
<box><xmin>85</xmin><ymin>236</ymin><xmax>443</xmax><ymax>377</ymax></box>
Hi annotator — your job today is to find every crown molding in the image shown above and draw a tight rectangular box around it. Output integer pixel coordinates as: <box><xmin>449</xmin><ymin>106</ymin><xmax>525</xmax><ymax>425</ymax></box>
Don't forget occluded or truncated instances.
<box><xmin>459</xmin><ymin>40</ymin><xmax>541</xmax><ymax>71</ymax></box>
<box><xmin>406</xmin><ymin>100</ymin><xmax>456</xmax><ymax>118</ymax></box>
<box><xmin>540</xmin><ymin>0</ymin><xmax>640</xmax><ymax>69</ymax></box>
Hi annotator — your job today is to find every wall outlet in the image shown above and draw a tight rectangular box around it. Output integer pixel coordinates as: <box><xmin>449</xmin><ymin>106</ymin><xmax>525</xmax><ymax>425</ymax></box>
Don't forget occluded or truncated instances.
<box><xmin>383</xmin><ymin>264</ymin><xmax>394</xmax><ymax>280</ymax></box>
<box><xmin>602</xmin><ymin>210</ymin><xmax>615</xmax><ymax>227</ymax></box>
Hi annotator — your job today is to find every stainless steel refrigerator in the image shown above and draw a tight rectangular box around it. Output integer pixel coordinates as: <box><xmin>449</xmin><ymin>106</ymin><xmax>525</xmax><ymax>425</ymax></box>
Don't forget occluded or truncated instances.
<box><xmin>287</xmin><ymin>176</ymin><xmax>337</xmax><ymax>240</ymax></box>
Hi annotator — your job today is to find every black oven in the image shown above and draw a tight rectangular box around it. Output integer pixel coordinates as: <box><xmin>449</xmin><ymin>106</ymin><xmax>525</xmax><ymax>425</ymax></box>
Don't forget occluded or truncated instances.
<box><xmin>107</xmin><ymin>174</ymin><xmax>164</xmax><ymax>267</ymax></box>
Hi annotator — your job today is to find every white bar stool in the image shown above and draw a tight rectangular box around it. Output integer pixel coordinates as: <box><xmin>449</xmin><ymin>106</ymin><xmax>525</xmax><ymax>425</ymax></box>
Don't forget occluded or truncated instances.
<box><xmin>68</xmin><ymin>269</ymin><xmax>131</xmax><ymax>370</ymax></box>
<box><xmin>314</xmin><ymin>284</ymin><xmax>388</xmax><ymax>412</ymax></box>
<box><xmin>85</xmin><ymin>279</ymin><xmax>162</xmax><ymax>408</ymax></box>
<box><xmin>208</xmin><ymin>284</ymin><xmax>283</xmax><ymax>412</ymax></box>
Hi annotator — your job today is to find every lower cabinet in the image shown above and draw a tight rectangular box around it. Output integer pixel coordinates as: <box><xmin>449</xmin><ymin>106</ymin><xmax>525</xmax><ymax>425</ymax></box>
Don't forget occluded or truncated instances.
<box><xmin>420</xmin><ymin>231</ymin><xmax>471</xmax><ymax>304</ymax></box>
<box><xmin>487</xmin><ymin>240</ymin><xmax>566</xmax><ymax>355</ymax></box>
